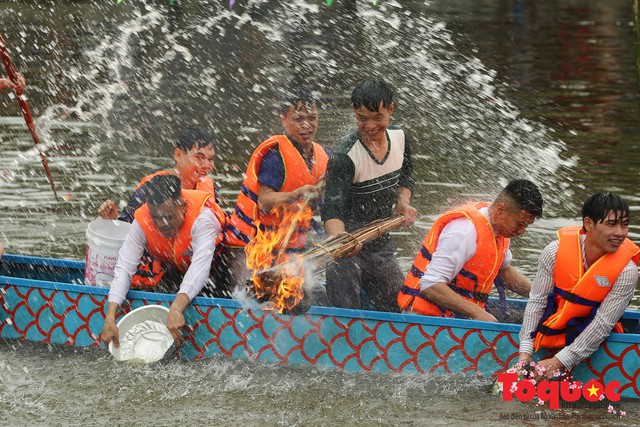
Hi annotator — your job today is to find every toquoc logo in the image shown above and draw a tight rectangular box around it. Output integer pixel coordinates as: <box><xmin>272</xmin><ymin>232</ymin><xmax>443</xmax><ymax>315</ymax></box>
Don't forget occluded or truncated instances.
<box><xmin>497</xmin><ymin>373</ymin><xmax>621</xmax><ymax>410</ymax></box>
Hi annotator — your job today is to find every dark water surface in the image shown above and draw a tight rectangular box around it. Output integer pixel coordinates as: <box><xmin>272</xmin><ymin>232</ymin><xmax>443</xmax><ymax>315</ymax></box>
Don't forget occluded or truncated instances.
<box><xmin>1</xmin><ymin>0</ymin><xmax>639</xmax><ymax>425</ymax></box>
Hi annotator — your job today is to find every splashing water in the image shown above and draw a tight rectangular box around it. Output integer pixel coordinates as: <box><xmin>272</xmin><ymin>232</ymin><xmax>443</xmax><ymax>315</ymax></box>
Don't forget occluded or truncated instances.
<box><xmin>0</xmin><ymin>0</ymin><xmax>575</xmax><ymax>262</ymax></box>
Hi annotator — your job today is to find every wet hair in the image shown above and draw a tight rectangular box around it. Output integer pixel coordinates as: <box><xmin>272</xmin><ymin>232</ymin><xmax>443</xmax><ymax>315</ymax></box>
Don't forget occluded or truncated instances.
<box><xmin>351</xmin><ymin>79</ymin><xmax>394</xmax><ymax>112</ymax></box>
<box><xmin>495</xmin><ymin>179</ymin><xmax>544</xmax><ymax>218</ymax></box>
<box><xmin>279</xmin><ymin>86</ymin><xmax>319</xmax><ymax>115</ymax></box>
<box><xmin>175</xmin><ymin>126</ymin><xmax>214</xmax><ymax>151</ymax></box>
<box><xmin>145</xmin><ymin>174</ymin><xmax>182</xmax><ymax>206</ymax></box>
<box><xmin>581</xmin><ymin>192</ymin><xmax>629</xmax><ymax>228</ymax></box>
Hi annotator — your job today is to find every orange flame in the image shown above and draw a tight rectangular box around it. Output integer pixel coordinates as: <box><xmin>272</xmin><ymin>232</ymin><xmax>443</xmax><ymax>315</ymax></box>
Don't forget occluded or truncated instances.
<box><xmin>245</xmin><ymin>202</ymin><xmax>314</xmax><ymax>313</ymax></box>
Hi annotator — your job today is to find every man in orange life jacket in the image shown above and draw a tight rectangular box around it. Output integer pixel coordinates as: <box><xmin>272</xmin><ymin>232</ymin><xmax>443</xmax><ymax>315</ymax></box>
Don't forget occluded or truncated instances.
<box><xmin>220</xmin><ymin>87</ymin><xmax>329</xmax><ymax>296</ymax></box>
<box><xmin>99</xmin><ymin>174</ymin><xmax>226</xmax><ymax>345</ymax></box>
<box><xmin>518</xmin><ymin>192</ymin><xmax>640</xmax><ymax>379</ymax></box>
<box><xmin>97</xmin><ymin>126</ymin><xmax>221</xmax><ymax>291</ymax></box>
<box><xmin>398</xmin><ymin>179</ymin><xmax>543</xmax><ymax>321</ymax></box>
<box><xmin>97</xmin><ymin>125</ymin><xmax>219</xmax><ymax>222</ymax></box>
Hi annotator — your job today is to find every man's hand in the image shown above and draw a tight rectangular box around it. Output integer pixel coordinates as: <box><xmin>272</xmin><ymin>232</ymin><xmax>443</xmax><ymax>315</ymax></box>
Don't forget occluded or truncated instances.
<box><xmin>393</xmin><ymin>188</ymin><xmax>417</xmax><ymax>227</ymax></box>
<box><xmin>336</xmin><ymin>231</ymin><xmax>363</xmax><ymax>257</ymax></box>
<box><xmin>292</xmin><ymin>184</ymin><xmax>321</xmax><ymax>201</ymax></box>
<box><xmin>1</xmin><ymin>73</ymin><xmax>26</xmax><ymax>95</ymax></box>
<box><xmin>536</xmin><ymin>356</ymin><xmax>567</xmax><ymax>380</ymax></box>
<box><xmin>99</xmin><ymin>317</ymin><xmax>120</xmax><ymax>348</ymax></box>
<box><xmin>100</xmin><ymin>302</ymin><xmax>121</xmax><ymax>348</ymax></box>
<box><xmin>393</xmin><ymin>203</ymin><xmax>417</xmax><ymax>227</ymax></box>
<box><xmin>517</xmin><ymin>352</ymin><xmax>533</xmax><ymax>366</ymax></box>
<box><xmin>167</xmin><ymin>293</ymin><xmax>191</xmax><ymax>343</ymax></box>
<box><xmin>471</xmin><ymin>309</ymin><xmax>498</xmax><ymax>323</ymax></box>
<box><xmin>167</xmin><ymin>307</ymin><xmax>186</xmax><ymax>343</ymax></box>
<box><xmin>98</xmin><ymin>199</ymin><xmax>119</xmax><ymax>220</ymax></box>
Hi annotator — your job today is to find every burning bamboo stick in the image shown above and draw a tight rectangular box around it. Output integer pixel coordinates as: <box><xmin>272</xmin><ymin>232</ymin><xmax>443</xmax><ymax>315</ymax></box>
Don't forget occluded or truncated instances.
<box><xmin>247</xmin><ymin>215</ymin><xmax>405</xmax><ymax>313</ymax></box>
<box><xmin>304</xmin><ymin>216</ymin><xmax>405</xmax><ymax>272</ymax></box>
<box><xmin>258</xmin><ymin>215</ymin><xmax>406</xmax><ymax>277</ymax></box>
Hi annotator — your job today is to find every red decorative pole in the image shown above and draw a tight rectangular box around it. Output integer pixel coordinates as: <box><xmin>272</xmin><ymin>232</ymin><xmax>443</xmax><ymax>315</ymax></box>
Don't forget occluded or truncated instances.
<box><xmin>0</xmin><ymin>34</ymin><xmax>58</xmax><ymax>201</ymax></box>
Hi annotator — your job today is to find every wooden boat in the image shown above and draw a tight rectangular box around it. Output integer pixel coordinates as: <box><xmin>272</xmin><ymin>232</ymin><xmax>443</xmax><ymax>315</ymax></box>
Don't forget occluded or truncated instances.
<box><xmin>2</xmin><ymin>254</ymin><xmax>640</xmax><ymax>398</ymax></box>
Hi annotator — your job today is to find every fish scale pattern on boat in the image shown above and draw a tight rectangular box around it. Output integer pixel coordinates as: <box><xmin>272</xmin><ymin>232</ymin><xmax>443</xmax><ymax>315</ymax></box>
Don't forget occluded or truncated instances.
<box><xmin>1</xmin><ymin>282</ymin><xmax>639</xmax><ymax>398</ymax></box>
<box><xmin>182</xmin><ymin>306</ymin><xmax>519</xmax><ymax>378</ymax></box>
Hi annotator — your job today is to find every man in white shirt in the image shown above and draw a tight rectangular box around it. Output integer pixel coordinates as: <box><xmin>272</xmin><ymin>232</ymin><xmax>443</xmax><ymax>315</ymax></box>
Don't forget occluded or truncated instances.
<box><xmin>398</xmin><ymin>179</ymin><xmax>543</xmax><ymax>320</ymax></box>
<box><xmin>99</xmin><ymin>174</ymin><xmax>224</xmax><ymax>345</ymax></box>
<box><xmin>518</xmin><ymin>192</ymin><xmax>639</xmax><ymax>379</ymax></box>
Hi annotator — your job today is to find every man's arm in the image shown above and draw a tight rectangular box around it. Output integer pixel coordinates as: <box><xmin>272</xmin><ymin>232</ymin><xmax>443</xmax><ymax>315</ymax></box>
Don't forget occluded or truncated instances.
<box><xmin>177</xmin><ymin>209</ymin><xmax>220</xmax><ymax>299</ymax></box>
<box><xmin>258</xmin><ymin>184</ymin><xmax>320</xmax><ymax>214</ymax></box>
<box><xmin>421</xmin><ymin>283</ymin><xmax>498</xmax><ymax>322</ymax></box>
<box><xmin>498</xmin><ymin>265</ymin><xmax>531</xmax><ymax>297</ymax></box>
<box><xmin>393</xmin><ymin>130</ymin><xmax>416</xmax><ymax>227</ymax></box>
<box><xmin>418</xmin><ymin>218</ymin><xmax>497</xmax><ymax>321</ymax></box>
<box><xmin>166</xmin><ymin>209</ymin><xmax>221</xmax><ymax>340</ymax></box>
<box><xmin>100</xmin><ymin>302</ymin><xmax>121</xmax><ymax>348</ymax></box>
<box><xmin>255</xmin><ymin>147</ymin><xmax>323</xmax><ymax>213</ymax></box>
<box><xmin>397</xmin><ymin>129</ymin><xmax>415</xmax><ymax>191</ymax></box>
<box><xmin>321</xmin><ymin>151</ymin><xmax>355</xmax><ymax>236</ymax></box>
<box><xmin>107</xmin><ymin>221</ymin><xmax>147</xmax><ymax>305</ymax></box>
<box><xmin>100</xmin><ymin>221</ymin><xmax>146</xmax><ymax>347</ymax></box>
<box><xmin>118</xmin><ymin>186</ymin><xmax>147</xmax><ymax>223</ymax></box>
<box><xmin>390</xmin><ymin>129</ymin><xmax>417</xmax><ymax>226</ymax></box>
<box><xmin>392</xmin><ymin>187</ymin><xmax>417</xmax><ymax>227</ymax></box>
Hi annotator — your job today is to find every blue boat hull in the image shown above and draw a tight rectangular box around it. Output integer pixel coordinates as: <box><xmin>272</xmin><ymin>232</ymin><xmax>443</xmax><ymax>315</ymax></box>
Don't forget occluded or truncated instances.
<box><xmin>1</xmin><ymin>254</ymin><xmax>640</xmax><ymax>398</ymax></box>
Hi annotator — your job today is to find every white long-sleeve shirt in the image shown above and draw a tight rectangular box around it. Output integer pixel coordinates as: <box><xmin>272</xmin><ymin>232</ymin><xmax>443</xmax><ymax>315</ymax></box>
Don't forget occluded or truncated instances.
<box><xmin>419</xmin><ymin>206</ymin><xmax>512</xmax><ymax>292</ymax></box>
<box><xmin>519</xmin><ymin>236</ymin><xmax>638</xmax><ymax>370</ymax></box>
<box><xmin>108</xmin><ymin>208</ymin><xmax>222</xmax><ymax>306</ymax></box>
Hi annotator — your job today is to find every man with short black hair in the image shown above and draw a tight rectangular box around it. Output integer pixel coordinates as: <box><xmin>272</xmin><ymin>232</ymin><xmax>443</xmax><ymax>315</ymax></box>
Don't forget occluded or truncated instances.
<box><xmin>518</xmin><ymin>192</ymin><xmax>639</xmax><ymax>378</ymax></box>
<box><xmin>221</xmin><ymin>86</ymin><xmax>330</xmax><ymax>293</ymax></box>
<box><xmin>98</xmin><ymin>125</ymin><xmax>219</xmax><ymax>222</ymax></box>
<box><xmin>399</xmin><ymin>179</ymin><xmax>543</xmax><ymax>320</ymax></box>
<box><xmin>322</xmin><ymin>79</ymin><xmax>417</xmax><ymax>312</ymax></box>
<box><xmin>99</xmin><ymin>174</ymin><xmax>227</xmax><ymax>346</ymax></box>
<box><xmin>97</xmin><ymin>126</ymin><xmax>220</xmax><ymax>289</ymax></box>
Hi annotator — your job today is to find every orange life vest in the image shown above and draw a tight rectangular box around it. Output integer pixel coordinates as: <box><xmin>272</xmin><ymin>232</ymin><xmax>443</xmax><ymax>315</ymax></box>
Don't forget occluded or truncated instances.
<box><xmin>130</xmin><ymin>171</ymin><xmax>221</xmax><ymax>288</ymax></box>
<box><xmin>133</xmin><ymin>189</ymin><xmax>226</xmax><ymax>280</ymax></box>
<box><xmin>137</xmin><ymin>169</ymin><xmax>216</xmax><ymax>201</ymax></box>
<box><xmin>398</xmin><ymin>202</ymin><xmax>509</xmax><ymax>317</ymax></box>
<box><xmin>224</xmin><ymin>135</ymin><xmax>328</xmax><ymax>249</ymax></box>
<box><xmin>533</xmin><ymin>226</ymin><xmax>640</xmax><ymax>350</ymax></box>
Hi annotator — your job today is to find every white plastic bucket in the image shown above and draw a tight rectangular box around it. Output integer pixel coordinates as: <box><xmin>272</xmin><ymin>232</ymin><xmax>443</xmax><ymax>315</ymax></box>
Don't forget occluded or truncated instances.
<box><xmin>84</xmin><ymin>218</ymin><xmax>131</xmax><ymax>286</ymax></box>
<box><xmin>109</xmin><ymin>305</ymin><xmax>175</xmax><ymax>364</ymax></box>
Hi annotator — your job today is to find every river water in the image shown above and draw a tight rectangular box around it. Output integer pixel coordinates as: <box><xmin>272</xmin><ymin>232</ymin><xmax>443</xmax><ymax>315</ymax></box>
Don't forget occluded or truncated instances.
<box><xmin>1</xmin><ymin>0</ymin><xmax>639</xmax><ymax>425</ymax></box>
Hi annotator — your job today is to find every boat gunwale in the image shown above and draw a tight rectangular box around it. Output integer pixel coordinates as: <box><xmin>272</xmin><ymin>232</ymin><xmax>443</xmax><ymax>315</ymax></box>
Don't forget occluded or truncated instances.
<box><xmin>2</xmin><ymin>253</ymin><xmax>640</xmax><ymax>344</ymax></box>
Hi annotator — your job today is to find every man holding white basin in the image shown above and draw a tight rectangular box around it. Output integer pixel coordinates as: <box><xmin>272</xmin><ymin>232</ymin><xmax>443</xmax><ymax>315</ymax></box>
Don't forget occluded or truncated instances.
<box><xmin>99</xmin><ymin>174</ymin><xmax>226</xmax><ymax>345</ymax></box>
